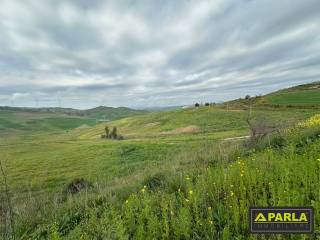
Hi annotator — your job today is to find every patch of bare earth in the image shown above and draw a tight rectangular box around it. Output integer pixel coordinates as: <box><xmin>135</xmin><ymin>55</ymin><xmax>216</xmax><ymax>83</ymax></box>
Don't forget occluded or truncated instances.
<box><xmin>145</xmin><ymin>122</ymin><xmax>161</xmax><ymax>127</ymax></box>
<box><xmin>161</xmin><ymin>125</ymin><xmax>200</xmax><ymax>135</ymax></box>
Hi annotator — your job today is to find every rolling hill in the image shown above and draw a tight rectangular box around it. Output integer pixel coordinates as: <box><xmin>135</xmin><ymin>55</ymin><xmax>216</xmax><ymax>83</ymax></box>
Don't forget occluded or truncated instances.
<box><xmin>226</xmin><ymin>81</ymin><xmax>320</xmax><ymax>108</ymax></box>
<box><xmin>83</xmin><ymin>106</ymin><xmax>147</xmax><ymax>120</ymax></box>
<box><xmin>0</xmin><ymin>106</ymin><xmax>147</xmax><ymax>136</ymax></box>
<box><xmin>265</xmin><ymin>81</ymin><xmax>320</xmax><ymax>106</ymax></box>
<box><xmin>1</xmin><ymin>82</ymin><xmax>320</xmax><ymax>239</ymax></box>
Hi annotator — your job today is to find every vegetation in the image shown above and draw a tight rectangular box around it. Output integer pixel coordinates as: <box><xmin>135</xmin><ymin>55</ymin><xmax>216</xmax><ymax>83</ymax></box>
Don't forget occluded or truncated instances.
<box><xmin>101</xmin><ymin>126</ymin><xmax>123</xmax><ymax>140</ymax></box>
<box><xmin>84</xmin><ymin>106</ymin><xmax>147</xmax><ymax>120</ymax></box>
<box><xmin>226</xmin><ymin>82</ymin><xmax>320</xmax><ymax>108</ymax></box>
<box><xmin>0</xmin><ymin>82</ymin><xmax>320</xmax><ymax>239</ymax></box>
<box><xmin>0</xmin><ymin>106</ymin><xmax>147</xmax><ymax>137</ymax></box>
<box><xmin>266</xmin><ymin>90</ymin><xmax>320</xmax><ymax>106</ymax></box>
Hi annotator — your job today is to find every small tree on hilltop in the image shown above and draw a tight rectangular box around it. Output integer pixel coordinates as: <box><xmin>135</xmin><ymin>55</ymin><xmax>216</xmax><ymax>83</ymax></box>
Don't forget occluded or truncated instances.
<box><xmin>195</xmin><ymin>103</ymin><xmax>200</xmax><ymax>107</ymax></box>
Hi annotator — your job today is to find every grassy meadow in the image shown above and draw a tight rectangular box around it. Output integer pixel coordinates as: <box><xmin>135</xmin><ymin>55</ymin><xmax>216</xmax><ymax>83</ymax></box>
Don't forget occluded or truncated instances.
<box><xmin>0</xmin><ymin>109</ymin><xmax>96</xmax><ymax>137</ymax></box>
<box><xmin>0</xmin><ymin>84</ymin><xmax>320</xmax><ymax>239</ymax></box>
<box><xmin>266</xmin><ymin>90</ymin><xmax>320</xmax><ymax>106</ymax></box>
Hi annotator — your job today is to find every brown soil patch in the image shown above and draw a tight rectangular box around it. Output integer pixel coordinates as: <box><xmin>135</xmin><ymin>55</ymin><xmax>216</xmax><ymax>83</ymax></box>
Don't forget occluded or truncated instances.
<box><xmin>161</xmin><ymin>125</ymin><xmax>200</xmax><ymax>135</ymax></box>
<box><xmin>145</xmin><ymin>122</ymin><xmax>161</xmax><ymax>127</ymax></box>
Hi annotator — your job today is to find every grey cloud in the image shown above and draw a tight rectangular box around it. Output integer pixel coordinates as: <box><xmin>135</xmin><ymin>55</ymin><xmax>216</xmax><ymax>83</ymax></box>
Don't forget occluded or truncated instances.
<box><xmin>0</xmin><ymin>0</ymin><xmax>319</xmax><ymax>108</ymax></box>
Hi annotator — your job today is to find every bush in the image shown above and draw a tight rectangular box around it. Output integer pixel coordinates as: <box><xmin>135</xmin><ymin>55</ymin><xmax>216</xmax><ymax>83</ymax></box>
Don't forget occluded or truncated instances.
<box><xmin>142</xmin><ymin>173</ymin><xmax>168</xmax><ymax>190</ymax></box>
<box><xmin>117</xmin><ymin>135</ymin><xmax>124</xmax><ymax>140</ymax></box>
<box><xmin>64</xmin><ymin>178</ymin><xmax>92</xmax><ymax>195</ymax></box>
<box><xmin>270</xmin><ymin>135</ymin><xmax>287</xmax><ymax>149</ymax></box>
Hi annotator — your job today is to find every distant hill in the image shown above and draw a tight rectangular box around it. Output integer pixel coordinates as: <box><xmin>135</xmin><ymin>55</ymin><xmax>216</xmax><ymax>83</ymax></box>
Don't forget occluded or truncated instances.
<box><xmin>0</xmin><ymin>106</ymin><xmax>147</xmax><ymax>119</ymax></box>
<box><xmin>84</xmin><ymin>106</ymin><xmax>147</xmax><ymax>120</ymax></box>
<box><xmin>226</xmin><ymin>81</ymin><xmax>320</xmax><ymax>108</ymax></box>
<box><xmin>0</xmin><ymin>106</ymin><xmax>147</xmax><ymax>136</ymax></box>
<box><xmin>142</xmin><ymin>106</ymin><xmax>183</xmax><ymax>112</ymax></box>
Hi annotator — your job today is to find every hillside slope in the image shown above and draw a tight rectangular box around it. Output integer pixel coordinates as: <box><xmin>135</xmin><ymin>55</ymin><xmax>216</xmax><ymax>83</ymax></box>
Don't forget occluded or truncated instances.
<box><xmin>78</xmin><ymin>106</ymin><xmax>318</xmax><ymax>140</ymax></box>
<box><xmin>1</xmin><ymin>83</ymin><xmax>320</xmax><ymax>238</ymax></box>
<box><xmin>81</xmin><ymin>82</ymin><xmax>320</xmax><ymax>140</ymax></box>
<box><xmin>13</xmin><ymin>113</ymin><xmax>320</xmax><ymax>239</ymax></box>
<box><xmin>227</xmin><ymin>81</ymin><xmax>320</xmax><ymax>108</ymax></box>
<box><xmin>265</xmin><ymin>82</ymin><xmax>320</xmax><ymax>106</ymax></box>
<box><xmin>84</xmin><ymin>106</ymin><xmax>147</xmax><ymax>120</ymax></box>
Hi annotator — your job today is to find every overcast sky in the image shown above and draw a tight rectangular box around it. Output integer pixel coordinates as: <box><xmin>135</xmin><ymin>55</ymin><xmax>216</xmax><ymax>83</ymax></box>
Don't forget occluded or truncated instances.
<box><xmin>1</xmin><ymin>0</ymin><xmax>320</xmax><ymax>109</ymax></box>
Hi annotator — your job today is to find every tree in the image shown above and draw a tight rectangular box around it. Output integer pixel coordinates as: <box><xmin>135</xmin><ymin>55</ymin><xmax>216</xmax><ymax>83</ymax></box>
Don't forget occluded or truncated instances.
<box><xmin>105</xmin><ymin>126</ymin><xmax>110</xmax><ymax>138</ymax></box>
<box><xmin>110</xmin><ymin>127</ymin><xmax>117</xmax><ymax>139</ymax></box>
<box><xmin>195</xmin><ymin>103</ymin><xmax>200</xmax><ymax>107</ymax></box>
<box><xmin>245</xmin><ymin>95</ymin><xmax>250</xmax><ymax>100</ymax></box>
<box><xmin>205</xmin><ymin>102</ymin><xmax>210</xmax><ymax>106</ymax></box>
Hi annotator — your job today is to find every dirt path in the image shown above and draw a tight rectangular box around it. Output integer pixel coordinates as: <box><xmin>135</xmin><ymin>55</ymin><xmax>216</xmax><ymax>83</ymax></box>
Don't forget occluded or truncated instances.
<box><xmin>222</xmin><ymin>135</ymin><xmax>250</xmax><ymax>141</ymax></box>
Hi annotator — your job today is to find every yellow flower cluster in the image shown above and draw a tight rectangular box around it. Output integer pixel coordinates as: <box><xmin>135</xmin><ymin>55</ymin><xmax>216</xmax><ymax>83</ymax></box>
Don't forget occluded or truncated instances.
<box><xmin>298</xmin><ymin>114</ymin><xmax>320</xmax><ymax>128</ymax></box>
<box><xmin>237</xmin><ymin>159</ymin><xmax>245</xmax><ymax>177</ymax></box>
<box><xmin>140</xmin><ymin>185</ymin><xmax>147</xmax><ymax>193</ymax></box>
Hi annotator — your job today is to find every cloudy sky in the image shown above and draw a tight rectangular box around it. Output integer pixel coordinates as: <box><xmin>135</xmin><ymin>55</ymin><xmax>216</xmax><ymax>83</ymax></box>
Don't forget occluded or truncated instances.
<box><xmin>1</xmin><ymin>0</ymin><xmax>320</xmax><ymax>109</ymax></box>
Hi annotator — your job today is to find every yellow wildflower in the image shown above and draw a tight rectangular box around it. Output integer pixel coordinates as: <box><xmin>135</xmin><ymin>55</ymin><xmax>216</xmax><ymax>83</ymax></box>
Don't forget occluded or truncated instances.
<box><xmin>298</xmin><ymin>114</ymin><xmax>320</xmax><ymax>128</ymax></box>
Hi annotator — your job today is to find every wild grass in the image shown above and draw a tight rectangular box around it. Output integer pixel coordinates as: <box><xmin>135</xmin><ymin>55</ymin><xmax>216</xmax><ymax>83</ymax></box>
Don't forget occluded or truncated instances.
<box><xmin>266</xmin><ymin>90</ymin><xmax>320</xmax><ymax>106</ymax></box>
<box><xmin>0</xmin><ymin>109</ymin><xmax>97</xmax><ymax>137</ymax></box>
<box><xmin>1</xmin><ymin>106</ymin><xmax>319</xmax><ymax>239</ymax></box>
<box><xmin>6</xmin><ymin>117</ymin><xmax>319</xmax><ymax>239</ymax></box>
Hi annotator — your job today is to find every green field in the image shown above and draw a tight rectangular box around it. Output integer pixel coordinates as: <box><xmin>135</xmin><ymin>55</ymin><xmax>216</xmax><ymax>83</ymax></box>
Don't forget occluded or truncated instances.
<box><xmin>1</xmin><ymin>83</ymin><xmax>320</xmax><ymax>239</ymax></box>
<box><xmin>0</xmin><ymin>110</ymin><xmax>96</xmax><ymax>137</ymax></box>
<box><xmin>226</xmin><ymin>82</ymin><xmax>320</xmax><ymax>108</ymax></box>
<box><xmin>0</xmin><ymin>106</ymin><xmax>147</xmax><ymax>136</ymax></box>
<box><xmin>266</xmin><ymin>90</ymin><xmax>320</xmax><ymax>105</ymax></box>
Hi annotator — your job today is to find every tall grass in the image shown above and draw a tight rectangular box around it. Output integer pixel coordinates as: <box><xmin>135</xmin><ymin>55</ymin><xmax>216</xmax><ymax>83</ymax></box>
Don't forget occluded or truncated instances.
<box><xmin>5</xmin><ymin>117</ymin><xmax>319</xmax><ymax>239</ymax></box>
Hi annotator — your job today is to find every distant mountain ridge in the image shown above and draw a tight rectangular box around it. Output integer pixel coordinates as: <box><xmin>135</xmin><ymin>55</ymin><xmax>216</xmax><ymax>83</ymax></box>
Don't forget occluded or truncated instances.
<box><xmin>0</xmin><ymin>105</ymin><xmax>147</xmax><ymax>120</ymax></box>
<box><xmin>0</xmin><ymin>105</ymin><xmax>148</xmax><ymax>136</ymax></box>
